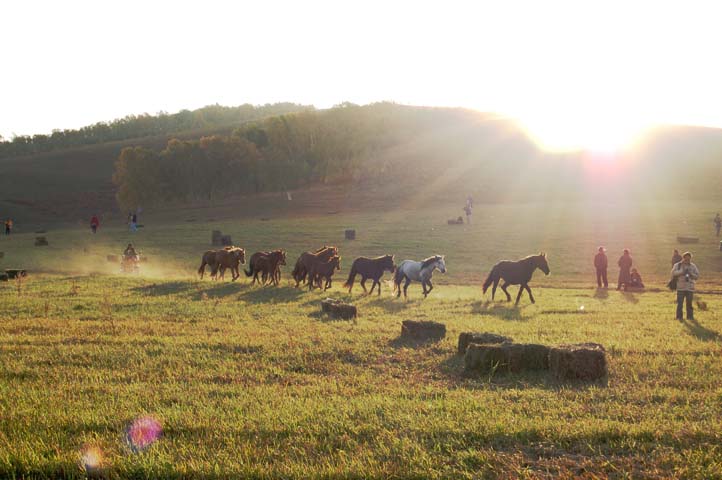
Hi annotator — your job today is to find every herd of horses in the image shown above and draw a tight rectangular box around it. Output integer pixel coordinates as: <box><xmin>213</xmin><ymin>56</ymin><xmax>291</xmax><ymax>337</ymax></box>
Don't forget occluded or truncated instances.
<box><xmin>197</xmin><ymin>245</ymin><xmax>552</xmax><ymax>304</ymax></box>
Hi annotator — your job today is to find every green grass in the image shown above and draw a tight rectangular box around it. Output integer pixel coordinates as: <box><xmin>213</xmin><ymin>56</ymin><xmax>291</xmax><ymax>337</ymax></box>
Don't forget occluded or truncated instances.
<box><xmin>1</xmin><ymin>202</ymin><xmax>722</xmax><ymax>478</ymax></box>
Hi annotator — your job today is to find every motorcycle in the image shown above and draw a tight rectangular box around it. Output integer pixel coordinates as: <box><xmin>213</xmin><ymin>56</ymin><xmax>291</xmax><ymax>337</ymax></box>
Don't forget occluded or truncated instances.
<box><xmin>120</xmin><ymin>253</ymin><xmax>141</xmax><ymax>274</ymax></box>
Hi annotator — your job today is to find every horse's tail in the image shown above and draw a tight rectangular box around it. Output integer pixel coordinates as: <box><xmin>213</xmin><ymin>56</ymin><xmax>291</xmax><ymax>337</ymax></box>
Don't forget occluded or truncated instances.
<box><xmin>343</xmin><ymin>261</ymin><xmax>358</xmax><ymax>290</ymax></box>
<box><xmin>198</xmin><ymin>261</ymin><xmax>206</xmax><ymax>278</ymax></box>
<box><xmin>482</xmin><ymin>265</ymin><xmax>498</xmax><ymax>294</ymax></box>
<box><xmin>291</xmin><ymin>259</ymin><xmax>301</xmax><ymax>281</ymax></box>
<box><xmin>244</xmin><ymin>262</ymin><xmax>254</xmax><ymax>277</ymax></box>
<box><xmin>393</xmin><ymin>264</ymin><xmax>405</xmax><ymax>293</ymax></box>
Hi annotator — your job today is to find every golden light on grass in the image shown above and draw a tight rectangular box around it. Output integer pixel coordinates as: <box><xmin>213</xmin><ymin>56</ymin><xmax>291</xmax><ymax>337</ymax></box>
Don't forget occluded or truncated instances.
<box><xmin>80</xmin><ymin>445</ymin><xmax>103</xmax><ymax>472</ymax></box>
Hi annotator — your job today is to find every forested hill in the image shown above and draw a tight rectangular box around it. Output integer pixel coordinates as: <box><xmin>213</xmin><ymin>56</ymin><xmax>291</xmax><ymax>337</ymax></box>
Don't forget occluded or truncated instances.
<box><xmin>0</xmin><ymin>103</ymin><xmax>313</xmax><ymax>159</ymax></box>
<box><xmin>2</xmin><ymin>102</ymin><xmax>722</xmax><ymax>224</ymax></box>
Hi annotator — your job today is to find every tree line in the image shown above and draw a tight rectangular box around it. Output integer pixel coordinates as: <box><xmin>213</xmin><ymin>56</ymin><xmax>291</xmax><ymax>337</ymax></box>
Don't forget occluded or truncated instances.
<box><xmin>0</xmin><ymin>103</ymin><xmax>312</xmax><ymax>159</ymax></box>
<box><xmin>112</xmin><ymin>103</ymin><xmax>487</xmax><ymax>210</ymax></box>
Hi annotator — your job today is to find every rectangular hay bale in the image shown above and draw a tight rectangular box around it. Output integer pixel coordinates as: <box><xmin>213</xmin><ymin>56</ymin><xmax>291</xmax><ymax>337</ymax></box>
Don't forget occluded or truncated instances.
<box><xmin>549</xmin><ymin>343</ymin><xmax>607</xmax><ymax>381</ymax></box>
<box><xmin>458</xmin><ymin>332</ymin><xmax>513</xmax><ymax>355</ymax></box>
<box><xmin>401</xmin><ymin>320</ymin><xmax>446</xmax><ymax>341</ymax></box>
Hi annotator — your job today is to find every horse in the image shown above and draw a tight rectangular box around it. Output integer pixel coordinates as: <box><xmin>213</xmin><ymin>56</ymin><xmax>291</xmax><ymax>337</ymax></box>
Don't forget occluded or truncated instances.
<box><xmin>198</xmin><ymin>250</ymin><xmax>218</xmax><ymax>279</ymax></box>
<box><xmin>291</xmin><ymin>246</ymin><xmax>338</xmax><ymax>287</ymax></box>
<box><xmin>393</xmin><ymin>255</ymin><xmax>446</xmax><ymax>298</ymax></box>
<box><xmin>245</xmin><ymin>250</ymin><xmax>287</xmax><ymax>285</ymax></box>
<box><xmin>344</xmin><ymin>254</ymin><xmax>395</xmax><ymax>295</ymax></box>
<box><xmin>214</xmin><ymin>247</ymin><xmax>246</xmax><ymax>281</ymax></box>
<box><xmin>308</xmin><ymin>255</ymin><xmax>341</xmax><ymax>291</ymax></box>
<box><xmin>482</xmin><ymin>253</ymin><xmax>550</xmax><ymax>305</ymax></box>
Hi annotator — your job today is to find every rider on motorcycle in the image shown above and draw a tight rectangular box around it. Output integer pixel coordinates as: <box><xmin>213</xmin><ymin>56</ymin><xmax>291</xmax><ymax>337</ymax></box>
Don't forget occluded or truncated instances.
<box><xmin>123</xmin><ymin>243</ymin><xmax>138</xmax><ymax>260</ymax></box>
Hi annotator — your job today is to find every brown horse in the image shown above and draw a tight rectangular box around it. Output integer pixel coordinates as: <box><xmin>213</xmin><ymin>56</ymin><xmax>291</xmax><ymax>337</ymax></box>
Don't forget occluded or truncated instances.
<box><xmin>198</xmin><ymin>247</ymin><xmax>246</xmax><ymax>280</ymax></box>
<box><xmin>292</xmin><ymin>246</ymin><xmax>338</xmax><ymax>287</ymax></box>
<box><xmin>245</xmin><ymin>250</ymin><xmax>287</xmax><ymax>285</ymax></box>
<box><xmin>215</xmin><ymin>247</ymin><xmax>246</xmax><ymax>281</ymax></box>
<box><xmin>308</xmin><ymin>255</ymin><xmax>341</xmax><ymax>291</ymax></box>
<box><xmin>344</xmin><ymin>254</ymin><xmax>395</xmax><ymax>295</ymax></box>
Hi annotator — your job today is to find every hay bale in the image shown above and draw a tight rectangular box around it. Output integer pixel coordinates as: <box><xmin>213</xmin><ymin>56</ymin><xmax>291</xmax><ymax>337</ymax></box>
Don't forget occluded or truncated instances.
<box><xmin>211</xmin><ymin>230</ymin><xmax>223</xmax><ymax>246</ymax></box>
<box><xmin>458</xmin><ymin>332</ymin><xmax>513</xmax><ymax>354</ymax></box>
<box><xmin>505</xmin><ymin>343</ymin><xmax>550</xmax><ymax>372</ymax></box>
<box><xmin>0</xmin><ymin>273</ymin><xmax>8</xmax><ymax>282</ymax></box>
<box><xmin>321</xmin><ymin>298</ymin><xmax>357</xmax><ymax>319</ymax></box>
<box><xmin>34</xmin><ymin>236</ymin><xmax>48</xmax><ymax>246</ymax></box>
<box><xmin>677</xmin><ymin>236</ymin><xmax>699</xmax><ymax>244</ymax></box>
<box><xmin>5</xmin><ymin>269</ymin><xmax>27</xmax><ymax>279</ymax></box>
<box><xmin>345</xmin><ymin>229</ymin><xmax>356</xmax><ymax>240</ymax></box>
<box><xmin>549</xmin><ymin>343</ymin><xmax>607</xmax><ymax>381</ymax></box>
<box><xmin>401</xmin><ymin>320</ymin><xmax>446</xmax><ymax>341</ymax></box>
<box><xmin>221</xmin><ymin>235</ymin><xmax>233</xmax><ymax>246</ymax></box>
<box><xmin>464</xmin><ymin>344</ymin><xmax>508</xmax><ymax>372</ymax></box>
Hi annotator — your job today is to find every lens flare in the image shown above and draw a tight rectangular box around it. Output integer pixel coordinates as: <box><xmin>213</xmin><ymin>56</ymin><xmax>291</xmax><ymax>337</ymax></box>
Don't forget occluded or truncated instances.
<box><xmin>80</xmin><ymin>445</ymin><xmax>103</xmax><ymax>471</ymax></box>
<box><xmin>126</xmin><ymin>416</ymin><xmax>162</xmax><ymax>452</ymax></box>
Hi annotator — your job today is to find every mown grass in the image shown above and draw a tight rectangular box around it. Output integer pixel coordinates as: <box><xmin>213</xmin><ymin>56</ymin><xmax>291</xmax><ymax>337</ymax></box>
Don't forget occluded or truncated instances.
<box><xmin>1</xmin><ymin>200</ymin><xmax>722</xmax><ymax>478</ymax></box>
<box><xmin>1</xmin><ymin>272</ymin><xmax>721</xmax><ymax>478</ymax></box>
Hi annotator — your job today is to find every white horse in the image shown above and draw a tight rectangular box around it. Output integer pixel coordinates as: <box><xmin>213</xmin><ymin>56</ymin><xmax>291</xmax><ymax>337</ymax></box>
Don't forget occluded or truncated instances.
<box><xmin>393</xmin><ymin>255</ymin><xmax>446</xmax><ymax>298</ymax></box>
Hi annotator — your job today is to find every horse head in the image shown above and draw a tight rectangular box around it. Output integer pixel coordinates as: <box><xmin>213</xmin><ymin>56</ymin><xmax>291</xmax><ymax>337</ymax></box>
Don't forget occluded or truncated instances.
<box><xmin>383</xmin><ymin>254</ymin><xmax>396</xmax><ymax>273</ymax></box>
<box><xmin>333</xmin><ymin>255</ymin><xmax>341</xmax><ymax>270</ymax></box>
<box><xmin>436</xmin><ymin>255</ymin><xmax>447</xmax><ymax>273</ymax></box>
<box><xmin>537</xmin><ymin>252</ymin><xmax>550</xmax><ymax>275</ymax></box>
<box><xmin>237</xmin><ymin>248</ymin><xmax>246</xmax><ymax>264</ymax></box>
<box><xmin>275</xmin><ymin>250</ymin><xmax>287</xmax><ymax>265</ymax></box>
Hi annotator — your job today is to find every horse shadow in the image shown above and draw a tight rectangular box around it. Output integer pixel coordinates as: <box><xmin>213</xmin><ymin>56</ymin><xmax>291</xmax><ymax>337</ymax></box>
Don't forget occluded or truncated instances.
<box><xmin>682</xmin><ymin>318</ymin><xmax>721</xmax><ymax>341</ymax></box>
<box><xmin>236</xmin><ymin>285</ymin><xmax>305</xmax><ymax>304</ymax></box>
<box><xmin>471</xmin><ymin>301</ymin><xmax>525</xmax><ymax>321</ymax></box>
<box><xmin>200</xmin><ymin>282</ymin><xmax>246</xmax><ymax>299</ymax></box>
<box><xmin>368</xmin><ymin>296</ymin><xmax>416</xmax><ymax>313</ymax></box>
<box><xmin>131</xmin><ymin>281</ymin><xmax>196</xmax><ymax>296</ymax></box>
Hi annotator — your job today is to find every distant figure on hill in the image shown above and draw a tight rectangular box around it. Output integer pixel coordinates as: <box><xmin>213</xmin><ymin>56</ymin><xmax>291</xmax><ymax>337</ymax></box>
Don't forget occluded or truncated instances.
<box><xmin>617</xmin><ymin>249</ymin><xmax>633</xmax><ymax>290</ymax></box>
<box><xmin>463</xmin><ymin>204</ymin><xmax>472</xmax><ymax>224</ymax></box>
<box><xmin>466</xmin><ymin>195</ymin><xmax>473</xmax><ymax>209</ymax></box>
<box><xmin>714</xmin><ymin>213</ymin><xmax>721</xmax><ymax>236</ymax></box>
<box><xmin>129</xmin><ymin>212</ymin><xmax>137</xmax><ymax>232</ymax></box>
<box><xmin>671</xmin><ymin>249</ymin><xmax>682</xmax><ymax>265</ymax></box>
<box><xmin>629</xmin><ymin>268</ymin><xmax>644</xmax><ymax>289</ymax></box>
<box><xmin>90</xmin><ymin>215</ymin><xmax>100</xmax><ymax>234</ymax></box>
<box><xmin>593</xmin><ymin>246</ymin><xmax>608</xmax><ymax>288</ymax></box>
<box><xmin>4</xmin><ymin>219</ymin><xmax>12</xmax><ymax>235</ymax></box>
<box><xmin>671</xmin><ymin>251</ymin><xmax>699</xmax><ymax>321</ymax></box>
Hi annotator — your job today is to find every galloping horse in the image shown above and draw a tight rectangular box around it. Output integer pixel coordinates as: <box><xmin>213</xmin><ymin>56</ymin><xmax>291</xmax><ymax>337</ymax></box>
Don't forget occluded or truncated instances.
<box><xmin>482</xmin><ymin>253</ymin><xmax>550</xmax><ymax>305</ymax></box>
<box><xmin>292</xmin><ymin>246</ymin><xmax>338</xmax><ymax>287</ymax></box>
<box><xmin>344</xmin><ymin>254</ymin><xmax>395</xmax><ymax>295</ymax></box>
<box><xmin>393</xmin><ymin>255</ymin><xmax>446</xmax><ymax>298</ymax></box>
<box><xmin>245</xmin><ymin>250</ymin><xmax>287</xmax><ymax>285</ymax></box>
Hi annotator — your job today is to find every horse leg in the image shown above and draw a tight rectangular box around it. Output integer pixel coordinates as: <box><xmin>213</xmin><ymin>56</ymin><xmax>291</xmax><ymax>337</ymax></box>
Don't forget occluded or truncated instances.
<box><xmin>491</xmin><ymin>278</ymin><xmax>500</xmax><ymax>301</ymax></box>
<box><xmin>525</xmin><ymin>284</ymin><xmax>535</xmax><ymax>303</ymax></box>
<box><xmin>425</xmin><ymin>279</ymin><xmax>434</xmax><ymax>297</ymax></box>
<box><xmin>369</xmin><ymin>278</ymin><xmax>378</xmax><ymax>295</ymax></box>
<box><xmin>324</xmin><ymin>277</ymin><xmax>331</xmax><ymax>291</ymax></box>
<box><xmin>360</xmin><ymin>276</ymin><xmax>368</xmax><ymax>294</ymax></box>
<box><xmin>500</xmin><ymin>281</ymin><xmax>512</xmax><ymax>302</ymax></box>
<box><xmin>515</xmin><ymin>285</ymin><xmax>524</xmax><ymax>306</ymax></box>
<box><xmin>403</xmin><ymin>277</ymin><xmax>411</xmax><ymax>299</ymax></box>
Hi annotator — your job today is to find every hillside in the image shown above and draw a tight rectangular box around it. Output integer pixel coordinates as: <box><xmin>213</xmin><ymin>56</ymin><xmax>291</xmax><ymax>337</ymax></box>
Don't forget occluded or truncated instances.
<box><xmin>2</xmin><ymin>103</ymin><xmax>722</xmax><ymax>227</ymax></box>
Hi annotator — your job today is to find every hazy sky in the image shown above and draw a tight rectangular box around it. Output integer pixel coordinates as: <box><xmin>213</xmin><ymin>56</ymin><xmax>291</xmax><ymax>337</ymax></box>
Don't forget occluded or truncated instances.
<box><xmin>2</xmin><ymin>0</ymin><xmax>721</xmax><ymax>150</ymax></box>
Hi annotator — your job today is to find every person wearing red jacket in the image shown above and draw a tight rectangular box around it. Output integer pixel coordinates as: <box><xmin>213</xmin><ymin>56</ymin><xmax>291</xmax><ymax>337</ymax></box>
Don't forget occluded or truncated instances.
<box><xmin>594</xmin><ymin>246</ymin><xmax>608</xmax><ymax>288</ymax></box>
<box><xmin>90</xmin><ymin>215</ymin><xmax>100</xmax><ymax>234</ymax></box>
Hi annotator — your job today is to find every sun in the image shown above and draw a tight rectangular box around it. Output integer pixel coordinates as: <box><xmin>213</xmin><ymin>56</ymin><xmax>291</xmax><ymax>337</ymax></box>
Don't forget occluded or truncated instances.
<box><xmin>515</xmin><ymin>110</ymin><xmax>648</xmax><ymax>154</ymax></box>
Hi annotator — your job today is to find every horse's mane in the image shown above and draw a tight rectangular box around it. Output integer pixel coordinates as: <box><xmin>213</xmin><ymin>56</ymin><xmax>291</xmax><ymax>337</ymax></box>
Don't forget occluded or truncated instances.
<box><xmin>421</xmin><ymin>255</ymin><xmax>441</xmax><ymax>268</ymax></box>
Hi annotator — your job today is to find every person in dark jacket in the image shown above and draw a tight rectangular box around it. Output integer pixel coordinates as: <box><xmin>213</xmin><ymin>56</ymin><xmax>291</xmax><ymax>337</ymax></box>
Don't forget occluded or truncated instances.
<box><xmin>671</xmin><ymin>252</ymin><xmax>699</xmax><ymax>321</ymax></box>
<box><xmin>671</xmin><ymin>249</ymin><xmax>682</xmax><ymax>266</ymax></box>
<box><xmin>90</xmin><ymin>215</ymin><xmax>100</xmax><ymax>234</ymax></box>
<box><xmin>594</xmin><ymin>246</ymin><xmax>608</xmax><ymax>288</ymax></box>
<box><xmin>629</xmin><ymin>268</ymin><xmax>644</xmax><ymax>289</ymax></box>
<box><xmin>617</xmin><ymin>249</ymin><xmax>633</xmax><ymax>290</ymax></box>
<box><xmin>714</xmin><ymin>213</ymin><xmax>721</xmax><ymax>237</ymax></box>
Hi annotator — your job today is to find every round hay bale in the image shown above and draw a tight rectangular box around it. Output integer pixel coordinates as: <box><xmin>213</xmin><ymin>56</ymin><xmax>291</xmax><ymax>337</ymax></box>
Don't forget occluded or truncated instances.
<box><xmin>345</xmin><ymin>229</ymin><xmax>356</xmax><ymax>240</ymax></box>
<box><xmin>321</xmin><ymin>298</ymin><xmax>357</xmax><ymax>320</ymax></box>
<box><xmin>458</xmin><ymin>332</ymin><xmax>513</xmax><ymax>355</ymax></box>
<box><xmin>0</xmin><ymin>273</ymin><xmax>8</xmax><ymax>282</ymax></box>
<box><xmin>464</xmin><ymin>344</ymin><xmax>508</xmax><ymax>372</ymax></box>
<box><xmin>401</xmin><ymin>320</ymin><xmax>446</xmax><ymax>341</ymax></box>
<box><xmin>549</xmin><ymin>343</ymin><xmax>607</xmax><ymax>381</ymax></box>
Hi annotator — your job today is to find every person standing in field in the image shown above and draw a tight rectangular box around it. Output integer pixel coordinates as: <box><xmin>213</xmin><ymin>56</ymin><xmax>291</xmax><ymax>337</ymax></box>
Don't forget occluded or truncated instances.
<box><xmin>671</xmin><ymin>249</ymin><xmax>682</xmax><ymax>265</ymax></box>
<box><xmin>714</xmin><ymin>213</ymin><xmax>721</xmax><ymax>237</ymax></box>
<box><xmin>594</xmin><ymin>246</ymin><xmax>608</xmax><ymax>288</ymax></box>
<box><xmin>671</xmin><ymin>251</ymin><xmax>699</xmax><ymax>321</ymax></box>
<box><xmin>4</xmin><ymin>219</ymin><xmax>12</xmax><ymax>235</ymax></box>
<box><xmin>617</xmin><ymin>248</ymin><xmax>633</xmax><ymax>290</ymax></box>
<box><xmin>463</xmin><ymin>204</ymin><xmax>472</xmax><ymax>224</ymax></box>
<box><xmin>466</xmin><ymin>195</ymin><xmax>473</xmax><ymax>209</ymax></box>
<box><xmin>90</xmin><ymin>215</ymin><xmax>100</xmax><ymax>234</ymax></box>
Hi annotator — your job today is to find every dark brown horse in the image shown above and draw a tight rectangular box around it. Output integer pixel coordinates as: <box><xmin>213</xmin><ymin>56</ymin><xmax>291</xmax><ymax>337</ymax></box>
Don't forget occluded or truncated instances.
<box><xmin>308</xmin><ymin>255</ymin><xmax>341</xmax><ymax>291</ymax></box>
<box><xmin>482</xmin><ymin>253</ymin><xmax>550</xmax><ymax>305</ymax></box>
<box><xmin>197</xmin><ymin>246</ymin><xmax>245</xmax><ymax>280</ymax></box>
<box><xmin>292</xmin><ymin>246</ymin><xmax>338</xmax><ymax>287</ymax></box>
<box><xmin>245</xmin><ymin>250</ymin><xmax>287</xmax><ymax>285</ymax></box>
<box><xmin>344</xmin><ymin>254</ymin><xmax>395</xmax><ymax>295</ymax></box>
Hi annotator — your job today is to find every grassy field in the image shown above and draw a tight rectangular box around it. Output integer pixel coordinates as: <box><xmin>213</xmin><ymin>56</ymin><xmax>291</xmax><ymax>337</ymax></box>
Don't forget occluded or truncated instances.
<box><xmin>1</xmin><ymin>201</ymin><xmax>722</xmax><ymax>478</ymax></box>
